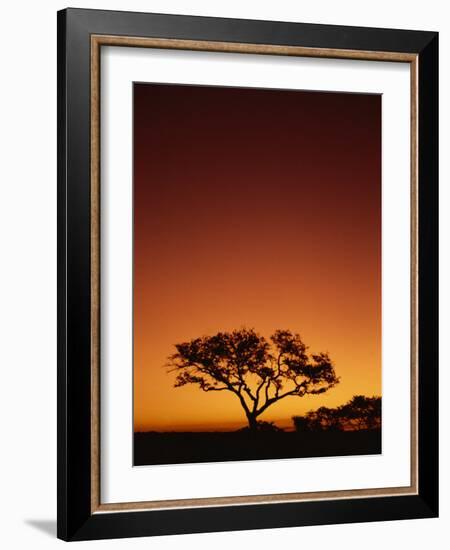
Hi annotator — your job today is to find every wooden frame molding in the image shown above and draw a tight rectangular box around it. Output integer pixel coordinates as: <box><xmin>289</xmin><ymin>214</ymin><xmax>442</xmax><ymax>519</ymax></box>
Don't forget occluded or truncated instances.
<box><xmin>58</xmin><ymin>9</ymin><xmax>438</xmax><ymax>541</ymax></box>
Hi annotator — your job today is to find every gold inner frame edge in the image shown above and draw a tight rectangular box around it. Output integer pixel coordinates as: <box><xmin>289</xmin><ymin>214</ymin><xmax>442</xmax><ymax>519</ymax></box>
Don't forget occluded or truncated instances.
<box><xmin>90</xmin><ymin>34</ymin><xmax>419</xmax><ymax>514</ymax></box>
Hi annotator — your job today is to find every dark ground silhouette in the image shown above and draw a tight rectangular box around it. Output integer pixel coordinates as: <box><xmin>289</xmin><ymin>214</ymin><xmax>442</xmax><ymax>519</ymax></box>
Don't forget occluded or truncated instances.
<box><xmin>134</xmin><ymin>428</ymin><xmax>381</xmax><ymax>466</ymax></box>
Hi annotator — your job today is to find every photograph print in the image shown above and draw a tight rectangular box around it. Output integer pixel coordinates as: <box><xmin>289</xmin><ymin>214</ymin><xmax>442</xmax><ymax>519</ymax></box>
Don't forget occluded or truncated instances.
<box><xmin>133</xmin><ymin>82</ymin><xmax>382</xmax><ymax>466</ymax></box>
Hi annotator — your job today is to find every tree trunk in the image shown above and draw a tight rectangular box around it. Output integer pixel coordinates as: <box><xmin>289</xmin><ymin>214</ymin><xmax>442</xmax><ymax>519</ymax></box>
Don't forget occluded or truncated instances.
<box><xmin>246</xmin><ymin>414</ymin><xmax>259</xmax><ymax>431</ymax></box>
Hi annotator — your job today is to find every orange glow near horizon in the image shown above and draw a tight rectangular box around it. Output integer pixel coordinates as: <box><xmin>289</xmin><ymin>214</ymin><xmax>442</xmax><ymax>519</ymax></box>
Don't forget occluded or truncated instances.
<box><xmin>133</xmin><ymin>83</ymin><xmax>381</xmax><ymax>432</ymax></box>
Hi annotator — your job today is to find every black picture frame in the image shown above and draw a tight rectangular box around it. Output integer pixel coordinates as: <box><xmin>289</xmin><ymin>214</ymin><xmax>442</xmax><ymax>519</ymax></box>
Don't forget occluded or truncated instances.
<box><xmin>57</xmin><ymin>7</ymin><xmax>438</xmax><ymax>541</ymax></box>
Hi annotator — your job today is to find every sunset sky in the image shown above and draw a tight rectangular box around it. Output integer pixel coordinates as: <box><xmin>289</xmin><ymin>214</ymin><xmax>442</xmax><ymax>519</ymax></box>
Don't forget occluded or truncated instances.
<box><xmin>133</xmin><ymin>83</ymin><xmax>381</xmax><ymax>432</ymax></box>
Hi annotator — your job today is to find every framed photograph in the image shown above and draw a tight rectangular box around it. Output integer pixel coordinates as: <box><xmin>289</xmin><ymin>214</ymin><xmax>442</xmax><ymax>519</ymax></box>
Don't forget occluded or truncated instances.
<box><xmin>57</xmin><ymin>8</ymin><xmax>438</xmax><ymax>541</ymax></box>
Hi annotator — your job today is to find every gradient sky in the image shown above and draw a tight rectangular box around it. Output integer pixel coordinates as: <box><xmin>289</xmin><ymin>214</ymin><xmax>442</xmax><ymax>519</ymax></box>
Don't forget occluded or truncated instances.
<box><xmin>133</xmin><ymin>83</ymin><xmax>381</xmax><ymax>432</ymax></box>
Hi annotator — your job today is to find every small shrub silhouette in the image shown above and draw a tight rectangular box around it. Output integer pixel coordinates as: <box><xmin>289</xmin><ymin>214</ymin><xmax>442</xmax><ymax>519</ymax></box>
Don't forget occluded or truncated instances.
<box><xmin>293</xmin><ymin>395</ymin><xmax>381</xmax><ymax>432</ymax></box>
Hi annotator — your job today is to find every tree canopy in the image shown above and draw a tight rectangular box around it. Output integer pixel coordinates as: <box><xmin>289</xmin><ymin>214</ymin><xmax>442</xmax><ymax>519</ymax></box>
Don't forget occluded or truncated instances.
<box><xmin>166</xmin><ymin>328</ymin><xmax>340</xmax><ymax>430</ymax></box>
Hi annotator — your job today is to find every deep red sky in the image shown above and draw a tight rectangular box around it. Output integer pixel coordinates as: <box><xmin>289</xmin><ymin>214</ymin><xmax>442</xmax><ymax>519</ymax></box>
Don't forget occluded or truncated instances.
<box><xmin>133</xmin><ymin>83</ymin><xmax>381</xmax><ymax>431</ymax></box>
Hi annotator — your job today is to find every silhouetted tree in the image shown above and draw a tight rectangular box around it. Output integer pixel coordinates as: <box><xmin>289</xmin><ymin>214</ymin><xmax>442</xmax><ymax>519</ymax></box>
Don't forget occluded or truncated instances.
<box><xmin>341</xmin><ymin>395</ymin><xmax>381</xmax><ymax>430</ymax></box>
<box><xmin>293</xmin><ymin>406</ymin><xmax>343</xmax><ymax>432</ymax></box>
<box><xmin>166</xmin><ymin>328</ymin><xmax>340</xmax><ymax>431</ymax></box>
<box><xmin>292</xmin><ymin>395</ymin><xmax>381</xmax><ymax>432</ymax></box>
